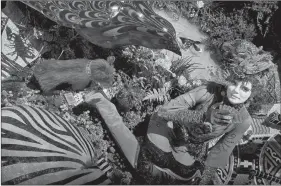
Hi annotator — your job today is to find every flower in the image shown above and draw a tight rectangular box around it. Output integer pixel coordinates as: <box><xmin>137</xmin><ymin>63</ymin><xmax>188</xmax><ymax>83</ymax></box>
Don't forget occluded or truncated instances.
<box><xmin>154</xmin><ymin>54</ymin><xmax>171</xmax><ymax>71</ymax></box>
<box><xmin>60</xmin><ymin>104</ymin><xmax>68</xmax><ymax>111</ymax></box>
<box><xmin>164</xmin><ymin>81</ymin><xmax>172</xmax><ymax>89</ymax></box>
<box><xmin>193</xmin><ymin>79</ymin><xmax>202</xmax><ymax>86</ymax></box>
<box><xmin>178</xmin><ymin>75</ymin><xmax>187</xmax><ymax>86</ymax></box>
<box><xmin>62</xmin><ymin>112</ymin><xmax>71</xmax><ymax>121</ymax></box>
<box><xmin>185</xmin><ymin>83</ymin><xmax>192</xmax><ymax>88</ymax></box>
<box><xmin>196</xmin><ymin>1</ymin><xmax>204</xmax><ymax>9</ymax></box>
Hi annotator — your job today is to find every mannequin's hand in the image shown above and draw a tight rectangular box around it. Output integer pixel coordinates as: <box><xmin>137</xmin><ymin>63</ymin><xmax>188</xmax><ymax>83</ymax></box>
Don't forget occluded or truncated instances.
<box><xmin>210</xmin><ymin>108</ymin><xmax>233</xmax><ymax>125</ymax></box>
<box><xmin>84</xmin><ymin>91</ymin><xmax>102</xmax><ymax>106</ymax></box>
<box><xmin>199</xmin><ymin>166</ymin><xmax>224</xmax><ymax>185</ymax></box>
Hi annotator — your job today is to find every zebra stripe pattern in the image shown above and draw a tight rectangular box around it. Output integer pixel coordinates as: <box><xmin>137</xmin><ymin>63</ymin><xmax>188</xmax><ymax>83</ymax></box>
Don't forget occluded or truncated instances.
<box><xmin>1</xmin><ymin>105</ymin><xmax>112</xmax><ymax>185</ymax></box>
<box><xmin>97</xmin><ymin>158</ymin><xmax>113</xmax><ymax>174</ymax></box>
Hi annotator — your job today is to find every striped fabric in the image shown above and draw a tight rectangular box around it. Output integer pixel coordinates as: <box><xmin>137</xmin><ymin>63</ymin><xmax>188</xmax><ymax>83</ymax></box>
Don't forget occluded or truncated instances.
<box><xmin>1</xmin><ymin>105</ymin><xmax>112</xmax><ymax>185</ymax></box>
<box><xmin>97</xmin><ymin>158</ymin><xmax>113</xmax><ymax>174</ymax></box>
<box><xmin>250</xmin><ymin>117</ymin><xmax>280</xmax><ymax>138</ymax></box>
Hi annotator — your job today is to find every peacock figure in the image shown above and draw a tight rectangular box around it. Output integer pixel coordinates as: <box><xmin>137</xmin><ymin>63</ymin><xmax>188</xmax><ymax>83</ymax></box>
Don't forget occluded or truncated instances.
<box><xmin>21</xmin><ymin>1</ymin><xmax>181</xmax><ymax>55</ymax></box>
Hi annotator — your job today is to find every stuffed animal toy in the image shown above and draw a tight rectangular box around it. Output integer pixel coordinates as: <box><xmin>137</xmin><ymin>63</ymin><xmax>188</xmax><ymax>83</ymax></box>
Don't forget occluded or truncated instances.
<box><xmin>33</xmin><ymin>56</ymin><xmax>115</xmax><ymax>93</ymax></box>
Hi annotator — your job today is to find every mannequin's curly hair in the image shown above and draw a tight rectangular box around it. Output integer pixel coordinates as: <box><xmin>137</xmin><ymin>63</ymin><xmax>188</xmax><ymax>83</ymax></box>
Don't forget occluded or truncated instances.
<box><xmin>220</xmin><ymin>39</ymin><xmax>272</xmax><ymax>66</ymax></box>
<box><xmin>212</xmin><ymin>39</ymin><xmax>279</xmax><ymax>116</ymax></box>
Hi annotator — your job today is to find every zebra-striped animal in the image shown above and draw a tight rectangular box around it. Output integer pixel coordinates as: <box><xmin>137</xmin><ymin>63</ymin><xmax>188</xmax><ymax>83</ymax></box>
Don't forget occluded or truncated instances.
<box><xmin>1</xmin><ymin>105</ymin><xmax>112</xmax><ymax>185</ymax></box>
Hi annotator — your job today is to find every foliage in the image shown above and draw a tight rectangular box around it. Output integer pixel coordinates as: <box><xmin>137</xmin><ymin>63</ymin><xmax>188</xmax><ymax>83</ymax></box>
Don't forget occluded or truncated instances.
<box><xmin>143</xmin><ymin>86</ymin><xmax>171</xmax><ymax>104</ymax></box>
<box><xmin>243</xmin><ymin>1</ymin><xmax>278</xmax><ymax>42</ymax></box>
<box><xmin>112</xmin><ymin>72</ymin><xmax>153</xmax><ymax>130</ymax></box>
<box><xmin>122</xmin><ymin>111</ymin><xmax>144</xmax><ymax>131</ymax></box>
<box><xmin>248</xmin><ymin>1</ymin><xmax>279</xmax><ymax>14</ymax></box>
<box><xmin>246</xmin><ymin>1</ymin><xmax>281</xmax><ymax>59</ymax></box>
<box><xmin>153</xmin><ymin>1</ymin><xmax>259</xmax><ymax>62</ymax></box>
<box><xmin>115</xmin><ymin>44</ymin><xmax>203</xmax><ymax>131</ymax></box>
<box><xmin>170</xmin><ymin>56</ymin><xmax>201</xmax><ymax>79</ymax></box>
<box><xmin>118</xmin><ymin>46</ymin><xmax>201</xmax><ymax>110</ymax></box>
<box><xmin>157</xmin><ymin>1</ymin><xmax>279</xmax><ymax>64</ymax></box>
<box><xmin>201</xmin><ymin>9</ymin><xmax>257</xmax><ymax>50</ymax></box>
<box><xmin>120</xmin><ymin>46</ymin><xmax>174</xmax><ymax>88</ymax></box>
<box><xmin>186</xmin><ymin>1</ymin><xmax>280</xmax><ymax>59</ymax></box>
<box><xmin>115</xmin><ymin>85</ymin><xmax>146</xmax><ymax>112</ymax></box>
<box><xmin>170</xmin><ymin>78</ymin><xmax>204</xmax><ymax>99</ymax></box>
<box><xmin>111</xmin><ymin>45</ymin><xmax>199</xmax><ymax>132</ymax></box>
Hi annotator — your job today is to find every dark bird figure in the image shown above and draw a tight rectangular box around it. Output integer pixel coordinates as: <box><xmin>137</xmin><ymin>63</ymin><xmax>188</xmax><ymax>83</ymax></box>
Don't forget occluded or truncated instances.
<box><xmin>179</xmin><ymin>36</ymin><xmax>202</xmax><ymax>52</ymax></box>
<box><xmin>21</xmin><ymin>1</ymin><xmax>181</xmax><ymax>56</ymax></box>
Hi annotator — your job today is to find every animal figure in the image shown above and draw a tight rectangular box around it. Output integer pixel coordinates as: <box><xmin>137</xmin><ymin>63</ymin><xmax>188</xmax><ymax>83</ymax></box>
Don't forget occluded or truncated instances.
<box><xmin>21</xmin><ymin>1</ymin><xmax>181</xmax><ymax>56</ymax></box>
<box><xmin>1</xmin><ymin>105</ymin><xmax>112</xmax><ymax>185</ymax></box>
<box><xmin>179</xmin><ymin>37</ymin><xmax>202</xmax><ymax>51</ymax></box>
<box><xmin>33</xmin><ymin>57</ymin><xmax>115</xmax><ymax>93</ymax></box>
<box><xmin>4</xmin><ymin>26</ymin><xmax>36</xmax><ymax>67</ymax></box>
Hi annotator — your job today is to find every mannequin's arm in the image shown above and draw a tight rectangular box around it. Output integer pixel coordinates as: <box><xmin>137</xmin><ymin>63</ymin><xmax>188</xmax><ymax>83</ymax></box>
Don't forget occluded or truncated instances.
<box><xmin>157</xmin><ymin>85</ymin><xmax>214</xmax><ymax>126</ymax></box>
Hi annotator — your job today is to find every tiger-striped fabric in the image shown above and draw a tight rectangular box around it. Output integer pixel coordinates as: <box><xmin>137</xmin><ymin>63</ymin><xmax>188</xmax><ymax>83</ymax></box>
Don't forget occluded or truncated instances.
<box><xmin>1</xmin><ymin>105</ymin><xmax>112</xmax><ymax>185</ymax></box>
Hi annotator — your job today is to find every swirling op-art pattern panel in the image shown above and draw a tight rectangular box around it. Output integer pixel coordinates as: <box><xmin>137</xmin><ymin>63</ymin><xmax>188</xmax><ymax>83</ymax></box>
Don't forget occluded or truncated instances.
<box><xmin>22</xmin><ymin>1</ymin><xmax>180</xmax><ymax>53</ymax></box>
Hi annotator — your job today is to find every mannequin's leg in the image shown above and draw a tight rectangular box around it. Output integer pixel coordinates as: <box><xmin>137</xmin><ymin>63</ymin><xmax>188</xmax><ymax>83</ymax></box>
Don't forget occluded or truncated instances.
<box><xmin>86</xmin><ymin>92</ymin><xmax>200</xmax><ymax>184</ymax></box>
<box><xmin>89</xmin><ymin>93</ymin><xmax>140</xmax><ymax>169</ymax></box>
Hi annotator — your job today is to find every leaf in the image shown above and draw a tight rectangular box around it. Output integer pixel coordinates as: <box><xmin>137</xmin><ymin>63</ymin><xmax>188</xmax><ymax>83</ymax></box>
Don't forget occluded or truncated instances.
<box><xmin>170</xmin><ymin>56</ymin><xmax>201</xmax><ymax>77</ymax></box>
<box><xmin>143</xmin><ymin>87</ymin><xmax>170</xmax><ymax>103</ymax></box>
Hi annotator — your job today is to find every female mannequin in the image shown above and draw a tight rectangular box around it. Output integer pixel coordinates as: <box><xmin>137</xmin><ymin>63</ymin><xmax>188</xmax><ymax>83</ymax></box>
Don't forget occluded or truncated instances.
<box><xmin>89</xmin><ymin>39</ymin><xmax>277</xmax><ymax>184</ymax></box>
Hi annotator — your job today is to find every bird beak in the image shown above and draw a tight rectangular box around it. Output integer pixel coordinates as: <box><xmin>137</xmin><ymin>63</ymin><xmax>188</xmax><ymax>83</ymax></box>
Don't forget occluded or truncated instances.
<box><xmin>169</xmin><ymin>44</ymin><xmax>182</xmax><ymax>56</ymax></box>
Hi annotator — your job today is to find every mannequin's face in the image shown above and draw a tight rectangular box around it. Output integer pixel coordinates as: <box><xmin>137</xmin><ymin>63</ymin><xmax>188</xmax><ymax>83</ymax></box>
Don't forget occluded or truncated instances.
<box><xmin>227</xmin><ymin>80</ymin><xmax>252</xmax><ymax>104</ymax></box>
